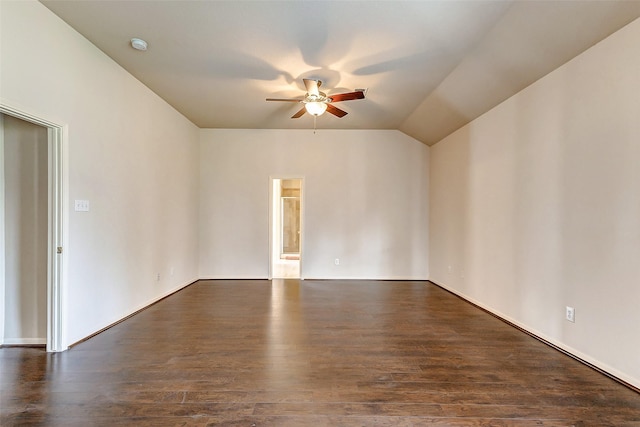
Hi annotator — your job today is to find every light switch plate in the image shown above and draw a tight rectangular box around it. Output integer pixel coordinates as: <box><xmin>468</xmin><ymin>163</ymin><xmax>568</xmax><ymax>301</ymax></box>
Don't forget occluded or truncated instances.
<box><xmin>74</xmin><ymin>199</ymin><xmax>90</xmax><ymax>212</ymax></box>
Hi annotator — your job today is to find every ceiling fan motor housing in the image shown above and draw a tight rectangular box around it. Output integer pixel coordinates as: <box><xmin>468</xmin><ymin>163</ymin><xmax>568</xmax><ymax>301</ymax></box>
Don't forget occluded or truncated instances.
<box><xmin>305</xmin><ymin>91</ymin><xmax>328</xmax><ymax>103</ymax></box>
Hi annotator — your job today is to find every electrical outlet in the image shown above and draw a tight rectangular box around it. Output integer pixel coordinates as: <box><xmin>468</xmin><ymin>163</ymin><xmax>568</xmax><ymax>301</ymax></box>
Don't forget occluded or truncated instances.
<box><xmin>157</xmin><ymin>273</ymin><xmax>161</xmax><ymax>282</ymax></box>
<box><xmin>334</xmin><ymin>258</ymin><xmax>340</xmax><ymax>266</ymax></box>
<box><xmin>566</xmin><ymin>306</ymin><xmax>575</xmax><ymax>323</ymax></box>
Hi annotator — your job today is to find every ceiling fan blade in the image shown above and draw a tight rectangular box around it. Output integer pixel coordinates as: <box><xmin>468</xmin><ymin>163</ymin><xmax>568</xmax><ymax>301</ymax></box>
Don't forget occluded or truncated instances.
<box><xmin>303</xmin><ymin>79</ymin><xmax>320</xmax><ymax>96</ymax></box>
<box><xmin>266</xmin><ymin>98</ymin><xmax>302</xmax><ymax>102</ymax></box>
<box><xmin>328</xmin><ymin>90</ymin><xmax>365</xmax><ymax>103</ymax></box>
<box><xmin>291</xmin><ymin>107</ymin><xmax>307</xmax><ymax>119</ymax></box>
<box><xmin>326</xmin><ymin>103</ymin><xmax>348</xmax><ymax>118</ymax></box>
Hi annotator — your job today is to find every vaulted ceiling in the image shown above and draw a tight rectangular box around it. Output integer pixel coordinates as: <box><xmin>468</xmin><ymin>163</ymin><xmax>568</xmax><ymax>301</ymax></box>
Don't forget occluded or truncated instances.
<box><xmin>41</xmin><ymin>1</ymin><xmax>640</xmax><ymax>145</ymax></box>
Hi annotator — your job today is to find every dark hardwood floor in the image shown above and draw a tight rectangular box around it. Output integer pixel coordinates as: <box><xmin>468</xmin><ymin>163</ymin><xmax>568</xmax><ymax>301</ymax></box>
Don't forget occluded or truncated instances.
<box><xmin>2</xmin><ymin>279</ymin><xmax>640</xmax><ymax>426</ymax></box>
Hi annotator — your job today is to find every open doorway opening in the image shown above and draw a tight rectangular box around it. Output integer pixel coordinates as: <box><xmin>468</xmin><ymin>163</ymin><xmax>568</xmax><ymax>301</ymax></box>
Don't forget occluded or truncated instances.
<box><xmin>1</xmin><ymin>114</ymin><xmax>48</xmax><ymax>347</ymax></box>
<box><xmin>0</xmin><ymin>105</ymin><xmax>65</xmax><ymax>352</ymax></box>
<box><xmin>271</xmin><ymin>178</ymin><xmax>302</xmax><ymax>279</ymax></box>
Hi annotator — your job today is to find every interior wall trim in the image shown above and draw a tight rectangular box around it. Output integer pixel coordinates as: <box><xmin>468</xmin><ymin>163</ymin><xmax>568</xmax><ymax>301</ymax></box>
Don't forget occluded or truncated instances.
<box><xmin>69</xmin><ymin>278</ymin><xmax>198</xmax><ymax>349</ymax></box>
<box><xmin>1</xmin><ymin>338</ymin><xmax>47</xmax><ymax>346</ymax></box>
<box><xmin>0</xmin><ymin>100</ymin><xmax>67</xmax><ymax>353</ymax></box>
<box><xmin>428</xmin><ymin>279</ymin><xmax>640</xmax><ymax>394</ymax></box>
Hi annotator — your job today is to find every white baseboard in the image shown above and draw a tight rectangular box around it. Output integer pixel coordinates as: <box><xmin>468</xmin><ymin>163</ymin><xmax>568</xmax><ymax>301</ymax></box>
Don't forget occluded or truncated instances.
<box><xmin>430</xmin><ymin>279</ymin><xmax>640</xmax><ymax>391</ymax></box>
<box><xmin>69</xmin><ymin>277</ymin><xmax>198</xmax><ymax>348</ymax></box>
<box><xmin>127</xmin><ymin>277</ymin><xmax>199</xmax><ymax>318</ymax></box>
<box><xmin>302</xmin><ymin>276</ymin><xmax>429</xmax><ymax>281</ymax></box>
<box><xmin>199</xmin><ymin>276</ymin><xmax>430</xmax><ymax>281</ymax></box>
<box><xmin>3</xmin><ymin>338</ymin><xmax>46</xmax><ymax>345</ymax></box>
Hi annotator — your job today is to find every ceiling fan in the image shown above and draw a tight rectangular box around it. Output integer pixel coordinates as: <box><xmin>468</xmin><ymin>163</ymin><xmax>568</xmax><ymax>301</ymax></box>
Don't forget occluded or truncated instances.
<box><xmin>266</xmin><ymin>79</ymin><xmax>365</xmax><ymax>119</ymax></box>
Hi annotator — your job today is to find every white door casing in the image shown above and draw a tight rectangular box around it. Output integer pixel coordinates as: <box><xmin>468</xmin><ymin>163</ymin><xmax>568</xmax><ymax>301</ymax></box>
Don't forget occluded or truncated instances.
<box><xmin>0</xmin><ymin>102</ymin><xmax>67</xmax><ymax>352</ymax></box>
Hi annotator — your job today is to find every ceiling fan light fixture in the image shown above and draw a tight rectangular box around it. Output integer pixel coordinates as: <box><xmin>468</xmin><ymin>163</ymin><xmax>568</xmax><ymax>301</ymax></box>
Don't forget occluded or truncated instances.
<box><xmin>267</xmin><ymin>78</ymin><xmax>362</xmax><ymax>119</ymax></box>
<box><xmin>304</xmin><ymin>101</ymin><xmax>327</xmax><ymax>116</ymax></box>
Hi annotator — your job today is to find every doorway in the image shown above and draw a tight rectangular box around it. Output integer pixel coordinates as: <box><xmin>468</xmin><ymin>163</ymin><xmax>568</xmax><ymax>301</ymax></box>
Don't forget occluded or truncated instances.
<box><xmin>271</xmin><ymin>178</ymin><xmax>302</xmax><ymax>279</ymax></box>
<box><xmin>0</xmin><ymin>106</ymin><xmax>65</xmax><ymax>352</ymax></box>
<box><xmin>1</xmin><ymin>114</ymin><xmax>48</xmax><ymax>346</ymax></box>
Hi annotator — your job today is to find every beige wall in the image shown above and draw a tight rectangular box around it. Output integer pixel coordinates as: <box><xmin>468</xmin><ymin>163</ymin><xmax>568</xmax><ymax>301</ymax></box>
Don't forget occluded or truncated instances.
<box><xmin>429</xmin><ymin>18</ymin><xmax>640</xmax><ymax>388</ymax></box>
<box><xmin>199</xmin><ymin>129</ymin><xmax>429</xmax><ymax>280</ymax></box>
<box><xmin>1</xmin><ymin>1</ymin><xmax>200</xmax><ymax>346</ymax></box>
<box><xmin>2</xmin><ymin>115</ymin><xmax>48</xmax><ymax>344</ymax></box>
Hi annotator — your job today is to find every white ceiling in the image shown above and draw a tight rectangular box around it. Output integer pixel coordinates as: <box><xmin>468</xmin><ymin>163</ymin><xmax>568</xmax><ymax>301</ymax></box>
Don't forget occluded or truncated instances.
<box><xmin>40</xmin><ymin>1</ymin><xmax>640</xmax><ymax>145</ymax></box>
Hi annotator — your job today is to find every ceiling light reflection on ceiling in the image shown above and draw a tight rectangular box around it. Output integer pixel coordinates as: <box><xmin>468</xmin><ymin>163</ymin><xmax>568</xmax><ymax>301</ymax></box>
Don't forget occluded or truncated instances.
<box><xmin>304</xmin><ymin>102</ymin><xmax>327</xmax><ymax>116</ymax></box>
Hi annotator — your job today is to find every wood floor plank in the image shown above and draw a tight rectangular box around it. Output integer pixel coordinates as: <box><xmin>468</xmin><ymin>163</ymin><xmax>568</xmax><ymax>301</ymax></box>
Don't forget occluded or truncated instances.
<box><xmin>2</xmin><ymin>279</ymin><xmax>639</xmax><ymax>426</ymax></box>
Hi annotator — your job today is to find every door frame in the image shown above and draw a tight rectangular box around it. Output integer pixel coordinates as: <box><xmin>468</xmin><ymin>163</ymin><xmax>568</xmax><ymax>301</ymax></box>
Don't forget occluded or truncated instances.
<box><xmin>269</xmin><ymin>176</ymin><xmax>305</xmax><ymax>280</ymax></box>
<box><xmin>0</xmin><ymin>102</ymin><xmax>67</xmax><ymax>352</ymax></box>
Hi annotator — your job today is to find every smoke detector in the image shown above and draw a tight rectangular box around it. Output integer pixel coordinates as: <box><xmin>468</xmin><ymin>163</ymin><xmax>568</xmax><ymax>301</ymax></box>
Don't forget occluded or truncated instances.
<box><xmin>130</xmin><ymin>38</ymin><xmax>148</xmax><ymax>51</ymax></box>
